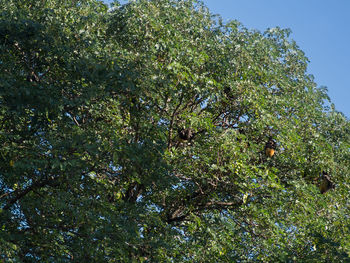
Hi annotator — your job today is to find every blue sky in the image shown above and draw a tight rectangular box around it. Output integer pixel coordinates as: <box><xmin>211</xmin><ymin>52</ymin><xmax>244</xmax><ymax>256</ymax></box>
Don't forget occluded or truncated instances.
<box><xmin>105</xmin><ymin>0</ymin><xmax>350</xmax><ymax>117</ymax></box>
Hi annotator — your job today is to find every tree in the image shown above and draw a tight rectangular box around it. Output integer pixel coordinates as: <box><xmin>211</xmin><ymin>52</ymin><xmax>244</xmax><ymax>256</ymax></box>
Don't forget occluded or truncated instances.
<box><xmin>1</xmin><ymin>0</ymin><xmax>350</xmax><ymax>261</ymax></box>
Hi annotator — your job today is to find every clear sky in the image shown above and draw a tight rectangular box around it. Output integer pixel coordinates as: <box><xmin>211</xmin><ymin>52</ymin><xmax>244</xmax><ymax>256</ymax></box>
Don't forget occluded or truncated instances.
<box><xmin>105</xmin><ymin>0</ymin><xmax>350</xmax><ymax>118</ymax></box>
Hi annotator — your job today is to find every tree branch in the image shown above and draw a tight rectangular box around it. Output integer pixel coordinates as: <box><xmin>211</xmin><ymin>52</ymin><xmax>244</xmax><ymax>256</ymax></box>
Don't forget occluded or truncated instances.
<box><xmin>2</xmin><ymin>178</ymin><xmax>58</xmax><ymax>210</ymax></box>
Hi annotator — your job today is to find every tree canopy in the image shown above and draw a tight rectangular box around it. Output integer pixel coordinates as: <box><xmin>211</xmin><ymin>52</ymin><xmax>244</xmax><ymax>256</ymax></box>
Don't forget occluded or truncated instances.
<box><xmin>1</xmin><ymin>0</ymin><xmax>350</xmax><ymax>261</ymax></box>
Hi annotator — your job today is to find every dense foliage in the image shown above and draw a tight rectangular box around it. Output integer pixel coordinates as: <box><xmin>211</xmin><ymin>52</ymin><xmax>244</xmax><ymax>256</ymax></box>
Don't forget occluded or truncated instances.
<box><xmin>1</xmin><ymin>0</ymin><xmax>350</xmax><ymax>261</ymax></box>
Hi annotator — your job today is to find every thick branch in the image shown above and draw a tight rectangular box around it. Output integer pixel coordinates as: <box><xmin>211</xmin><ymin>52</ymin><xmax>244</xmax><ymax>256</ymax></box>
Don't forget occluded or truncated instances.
<box><xmin>2</xmin><ymin>178</ymin><xmax>58</xmax><ymax>211</ymax></box>
<box><xmin>167</xmin><ymin>92</ymin><xmax>184</xmax><ymax>149</ymax></box>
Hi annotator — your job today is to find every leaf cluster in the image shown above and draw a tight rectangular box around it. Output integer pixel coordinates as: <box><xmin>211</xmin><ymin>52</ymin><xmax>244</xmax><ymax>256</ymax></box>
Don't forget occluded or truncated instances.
<box><xmin>1</xmin><ymin>0</ymin><xmax>350</xmax><ymax>262</ymax></box>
